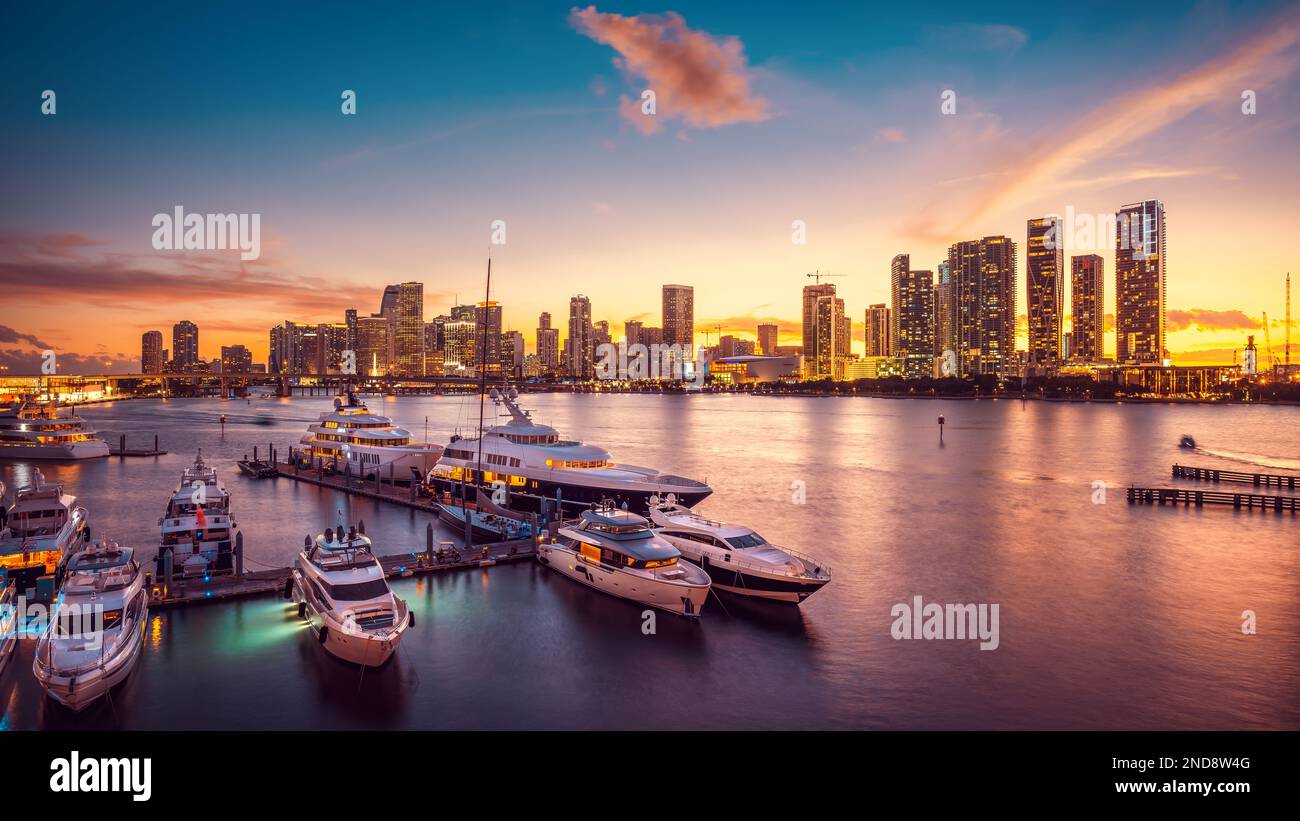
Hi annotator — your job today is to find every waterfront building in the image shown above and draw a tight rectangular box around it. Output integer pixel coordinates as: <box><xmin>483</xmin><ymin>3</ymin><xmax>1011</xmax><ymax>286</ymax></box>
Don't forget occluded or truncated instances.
<box><xmin>1116</xmin><ymin>199</ymin><xmax>1167</xmax><ymax>364</ymax></box>
<box><xmin>757</xmin><ymin>323</ymin><xmax>778</xmax><ymax>356</ymax></box>
<box><xmin>865</xmin><ymin>304</ymin><xmax>890</xmax><ymax>358</ymax></box>
<box><xmin>356</xmin><ymin>314</ymin><xmax>394</xmax><ymax>376</ymax></box>
<box><xmin>172</xmin><ymin>321</ymin><xmax>199</xmax><ymax>372</ymax></box>
<box><xmin>802</xmin><ymin>283</ymin><xmax>837</xmax><ymax>379</ymax></box>
<box><xmin>662</xmin><ymin>285</ymin><xmax>694</xmax><ymax>358</ymax></box>
<box><xmin>1071</xmin><ymin>254</ymin><xmax>1105</xmax><ymax>361</ymax></box>
<box><xmin>537</xmin><ymin>312</ymin><xmax>560</xmax><ymax>376</ymax></box>
<box><xmin>891</xmin><ymin>255</ymin><xmax>936</xmax><ymax>379</ymax></box>
<box><xmin>625</xmin><ymin>320</ymin><xmax>644</xmax><ymax>348</ymax></box>
<box><xmin>934</xmin><ymin>261</ymin><xmax>954</xmax><ymax>357</ymax></box>
<box><xmin>710</xmin><ymin>354</ymin><xmax>802</xmax><ymax>384</ymax></box>
<box><xmin>381</xmin><ymin>282</ymin><xmax>424</xmax><ymax>376</ymax></box>
<box><xmin>442</xmin><ymin>316</ymin><xmax>476</xmax><ymax>376</ymax></box>
<box><xmin>141</xmin><ymin>331</ymin><xmax>164</xmax><ymax>374</ymax></box>
<box><xmin>501</xmin><ymin>330</ymin><xmax>524</xmax><ymax>379</ymax></box>
<box><xmin>1027</xmin><ymin>216</ymin><xmax>1065</xmax><ymax>369</ymax></box>
<box><xmin>475</xmin><ymin>301</ymin><xmax>503</xmax><ymax>375</ymax></box>
<box><xmin>948</xmin><ymin>236</ymin><xmax>1018</xmax><ymax>378</ymax></box>
<box><xmin>220</xmin><ymin>345</ymin><xmax>252</xmax><ymax>373</ymax></box>
<box><xmin>568</xmin><ymin>295</ymin><xmax>593</xmax><ymax>379</ymax></box>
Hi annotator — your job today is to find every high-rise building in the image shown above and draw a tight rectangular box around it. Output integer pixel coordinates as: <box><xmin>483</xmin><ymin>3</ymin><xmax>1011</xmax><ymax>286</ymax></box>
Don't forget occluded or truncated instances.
<box><xmin>475</xmin><ymin>301</ymin><xmax>503</xmax><ymax>375</ymax></box>
<box><xmin>802</xmin><ymin>283</ymin><xmax>837</xmax><ymax>379</ymax></box>
<box><xmin>757</xmin><ymin>324</ymin><xmax>778</xmax><ymax>356</ymax></box>
<box><xmin>864</xmin><ymin>305</ymin><xmax>890</xmax><ymax>357</ymax></box>
<box><xmin>568</xmin><ymin>295</ymin><xmax>593</xmax><ymax>379</ymax></box>
<box><xmin>500</xmin><ymin>330</ymin><xmax>524</xmax><ymax>379</ymax></box>
<box><xmin>1027</xmin><ymin>216</ymin><xmax>1065</xmax><ymax>368</ymax></box>
<box><xmin>948</xmin><ymin>236</ymin><xmax>1017</xmax><ymax>377</ymax></box>
<box><xmin>891</xmin><ymin>256</ymin><xmax>935</xmax><ymax>378</ymax></box>
<box><xmin>345</xmin><ymin>308</ymin><xmax>358</xmax><ymax>357</ymax></box>
<box><xmin>812</xmin><ymin>294</ymin><xmax>845</xmax><ymax>380</ymax></box>
<box><xmin>386</xmin><ymin>282</ymin><xmax>424</xmax><ymax>376</ymax></box>
<box><xmin>537</xmin><ymin>312</ymin><xmax>560</xmax><ymax>376</ymax></box>
<box><xmin>624</xmin><ymin>320</ymin><xmax>644</xmax><ymax>348</ymax></box>
<box><xmin>662</xmin><ymin>285</ymin><xmax>694</xmax><ymax>357</ymax></box>
<box><xmin>442</xmin><ymin>317</ymin><xmax>476</xmax><ymax>375</ymax></box>
<box><xmin>641</xmin><ymin>326</ymin><xmax>663</xmax><ymax>347</ymax></box>
<box><xmin>356</xmin><ymin>315</ymin><xmax>394</xmax><ymax>376</ymax></box>
<box><xmin>1116</xmin><ymin>199</ymin><xmax>1166</xmax><ymax>364</ymax></box>
<box><xmin>141</xmin><ymin>331</ymin><xmax>164</xmax><ymax>374</ymax></box>
<box><xmin>220</xmin><ymin>344</ymin><xmax>252</xmax><ymax>373</ymax></box>
<box><xmin>1071</xmin><ymin>254</ymin><xmax>1105</xmax><ymax>362</ymax></box>
<box><xmin>172</xmin><ymin>321</ymin><xmax>199</xmax><ymax>372</ymax></box>
<box><xmin>934</xmin><ymin>262</ymin><xmax>954</xmax><ymax>357</ymax></box>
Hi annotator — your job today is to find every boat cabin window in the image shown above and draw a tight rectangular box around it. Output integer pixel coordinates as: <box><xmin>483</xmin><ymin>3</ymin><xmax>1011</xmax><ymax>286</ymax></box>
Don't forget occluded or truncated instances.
<box><xmin>725</xmin><ymin>533</ymin><xmax>767</xmax><ymax>549</ymax></box>
<box><xmin>326</xmin><ymin>578</ymin><xmax>390</xmax><ymax>601</ymax></box>
<box><xmin>55</xmin><ymin>606</ymin><xmax>120</xmax><ymax>637</ymax></box>
<box><xmin>584</xmin><ymin>522</ymin><xmax>647</xmax><ymax>536</ymax></box>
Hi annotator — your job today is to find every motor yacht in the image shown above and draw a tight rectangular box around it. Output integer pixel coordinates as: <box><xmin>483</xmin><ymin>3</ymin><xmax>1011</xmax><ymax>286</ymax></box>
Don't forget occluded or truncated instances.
<box><xmin>32</xmin><ymin>539</ymin><xmax>148</xmax><ymax>711</ymax></box>
<box><xmin>426</xmin><ymin>388</ymin><xmax>711</xmax><ymax>517</ymax></box>
<box><xmin>299</xmin><ymin>389</ymin><xmax>443</xmax><ymax>482</ymax></box>
<box><xmin>0</xmin><ymin>400</ymin><xmax>110</xmax><ymax>460</ymax></box>
<box><xmin>538</xmin><ymin>505</ymin><xmax>710</xmax><ymax>617</ymax></box>
<box><xmin>159</xmin><ymin>450</ymin><xmax>238</xmax><ymax>577</ymax></box>
<box><xmin>649</xmin><ymin>498</ymin><xmax>831</xmax><ymax>604</ymax></box>
<box><xmin>0</xmin><ymin>471</ymin><xmax>90</xmax><ymax>595</ymax></box>
<box><xmin>289</xmin><ymin>523</ymin><xmax>411</xmax><ymax>667</ymax></box>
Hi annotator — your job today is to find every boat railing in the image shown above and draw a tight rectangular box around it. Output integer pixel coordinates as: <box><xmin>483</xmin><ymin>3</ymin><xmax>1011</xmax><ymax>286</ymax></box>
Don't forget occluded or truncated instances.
<box><xmin>694</xmin><ymin>544</ymin><xmax>831</xmax><ymax>580</ymax></box>
<box><xmin>34</xmin><ymin>601</ymin><xmax>142</xmax><ymax>677</ymax></box>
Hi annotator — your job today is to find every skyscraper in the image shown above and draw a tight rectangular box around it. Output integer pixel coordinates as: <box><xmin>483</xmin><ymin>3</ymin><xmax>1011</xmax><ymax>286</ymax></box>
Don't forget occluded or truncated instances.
<box><xmin>537</xmin><ymin>312</ymin><xmax>560</xmax><ymax>376</ymax></box>
<box><xmin>891</xmin><ymin>255</ymin><xmax>935</xmax><ymax>378</ymax></box>
<box><xmin>475</xmin><ymin>301</ymin><xmax>503</xmax><ymax>375</ymax></box>
<box><xmin>757</xmin><ymin>324</ymin><xmax>778</xmax><ymax>356</ymax></box>
<box><xmin>813</xmin><ymin>294</ymin><xmax>845</xmax><ymax>380</ymax></box>
<box><xmin>388</xmin><ymin>282</ymin><xmax>424</xmax><ymax>376</ymax></box>
<box><xmin>624</xmin><ymin>320</ymin><xmax>644</xmax><ymax>348</ymax></box>
<box><xmin>442</xmin><ymin>316</ymin><xmax>476</xmax><ymax>375</ymax></box>
<box><xmin>356</xmin><ymin>315</ymin><xmax>394</xmax><ymax>376</ymax></box>
<box><xmin>172</xmin><ymin>321</ymin><xmax>199</xmax><ymax>371</ymax></box>
<box><xmin>948</xmin><ymin>236</ymin><xmax>1017</xmax><ymax>377</ymax></box>
<box><xmin>1027</xmin><ymin>216</ymin><xmax>1065</xmax><ymax>368</ymax></box>
<box><xmin>344</xmin><ymin>308</ymin><xmax>358</xmax><ymax>356</ymax></box>
<box><xmin>1116</xmin><ymin>199</ymin><xmax>1166</xmax><ymax>364</ymax></box>
<box><xmin>568</xmin><ymin>295</ymin><xmax>593</xmax><ymax>379</ymax></box>
<box><xmin>220</xmin><ymin>345</ymin><xmax>252</xmax><ymax>373</ymax></box>
<box><xmin>865</xmin><ymin>305</ymin><xmax>890</xmax><ymax>357</ymax></box>
<box><xmin>934</xmin><ymin>262</ymin><xmax>954</xmax><ymax>357</ymax></box>
<box><xmin>802</xmin><ymin>283</ymin><xmax>836</xmax><ymax>379</ymax></box>
<box><xmin>1071</xmin><ymin>254</ymin><xmax>1105</xmax><ymax>362</ymax></box>
<box><xmin>662</xmin><ymin>285</ymin><xmax>694</xmax><ymax>357</ymax></box>
<box><xmin>141</xmin><ymin>330</ymin><xmax>164</xmax><ymax>374</ymax></box>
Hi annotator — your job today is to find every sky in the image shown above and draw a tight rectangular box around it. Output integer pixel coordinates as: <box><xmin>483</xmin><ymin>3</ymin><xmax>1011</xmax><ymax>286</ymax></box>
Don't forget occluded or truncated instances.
<box><xmin>1</xmin><ymin>0</ymin><xmax>1298</xmax><ymax>372</ymax></box>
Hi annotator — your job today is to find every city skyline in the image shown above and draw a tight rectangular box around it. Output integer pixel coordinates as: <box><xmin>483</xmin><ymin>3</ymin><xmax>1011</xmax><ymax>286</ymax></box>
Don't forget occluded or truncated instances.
<box><xmin>2</xmin><ymin>3</ymin><xmax>1299</xmax><ymax>373</ymax></box>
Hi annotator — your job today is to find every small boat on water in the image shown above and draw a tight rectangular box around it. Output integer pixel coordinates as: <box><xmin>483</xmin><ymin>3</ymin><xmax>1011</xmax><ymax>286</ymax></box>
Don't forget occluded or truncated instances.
<box><xmin>538</xmin><ymin>504</ymin><xmax>711</xmax><ymax>618</ymax></box>
<box><xmin>33</xmin><ymin>539</ymin><xmax>148</xmax><ymax>711</ymax></box>
<box><xmin>434</xmin><ymin>498</ymin><xmax>534</xmax><ymax>543</ymax></box>
<box><xmin>0</xmin><ymin>580</ymin><xmax>16</xmax><ymax>676</ymax></box>
<box><xmin>1179</xmin><ymin>434</ymin><xmax>1197</xmax><ymax>450</ymax></box>
<box><xmin>289</xmin><ymin>522</ymin><xmax>412</xmax><ymax>667</ymax></box>
<box><xmin>649</xmin><ymin>498</ymin><xmax>831</xmax><ymax>604</ymax></box>
<box><xmin>160</xmin><ymin>450</ymin><xmax>239</xmax><ymax>577</ymax></box>
<box><xmin>236</xmin><ymin>458</ymin><xmax>277</xmax><ymax>479</ymax></box>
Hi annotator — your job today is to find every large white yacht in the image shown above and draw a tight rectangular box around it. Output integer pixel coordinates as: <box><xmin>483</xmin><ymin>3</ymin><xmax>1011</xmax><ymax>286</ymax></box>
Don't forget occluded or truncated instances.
<box><xmin>0</xmin><ymin>580</ymin><xmax>16</xmax><ymax>676</ymax></box>
<box><xmin>538</xmin><ymin>505</ymin><xmax>711</xmax><ymax>617</ymax></box>
<box><xmin>0</xmin><ymin>400</ymin><xmax>110</xmax><ymax>460</ymax></box>
<box><xmin>427</xmin><ymin>388</ymin><xmax>711</xmax><ymax>517</ymax></box>
<box><xmin>0</xmin><ymin>471</ymin><xmax>90</xmax><ymax>594</ymax></box>
<box><xmin>649</xmin><ymin>500</ymin><xmax>831</xmax><ymax>604</ymax></box>
<box><xmin>159</xmin><ymin>450</ymin><xmax>238</xmax><ymax>577</ymax></box>
<box><xmin>290</xmin><ymin>523</ymin><xmax>411</xmax><ymax>667</ymax></box>
<box><xmin>299</xmin><ymin>389</ymin><xmax>443</xmax><ymax>482</ymax></box>
<box><xmin>33</xmin><ymin>540</ymin><xmax>148</xmax><ymax>712</ymax></box>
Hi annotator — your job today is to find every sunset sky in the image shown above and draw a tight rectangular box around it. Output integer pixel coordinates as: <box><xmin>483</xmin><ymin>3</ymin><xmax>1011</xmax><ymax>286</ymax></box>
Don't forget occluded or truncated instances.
<box><xmin>1</xmin><ymin>1</ymin><xmax>1298</xmax><ymax>372</ymax></box>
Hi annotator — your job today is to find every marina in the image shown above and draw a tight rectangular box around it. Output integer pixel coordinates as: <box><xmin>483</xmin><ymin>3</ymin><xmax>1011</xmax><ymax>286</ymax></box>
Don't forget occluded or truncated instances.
<box><xmin>0</xmin><ymin>393</ymin><xmax>1298</xmax><ymax>730</ymax></box>
<box><xmin>1171</xmin><ymin>463</ymin><xmax>1300</xmax><ymax>489</ymax></box>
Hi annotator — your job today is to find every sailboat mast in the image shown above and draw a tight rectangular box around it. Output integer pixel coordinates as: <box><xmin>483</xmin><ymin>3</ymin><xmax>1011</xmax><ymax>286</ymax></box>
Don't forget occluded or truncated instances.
<box><xmin>474</xmin><ymin>256</ymin><xmax>491</xmax><ymax>487</ymax></box>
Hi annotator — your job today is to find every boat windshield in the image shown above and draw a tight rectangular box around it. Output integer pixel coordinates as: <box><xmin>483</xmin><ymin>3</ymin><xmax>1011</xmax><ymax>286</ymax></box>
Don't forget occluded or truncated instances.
<box><xmin>726</xmin><ymin>532</ymin><xmax>767</xmax><ymax>549</ymax></box>
<box><xmin>326</xmin><ymin>578</ymin><xmax>390</xmax><ymax>601</ymax></box>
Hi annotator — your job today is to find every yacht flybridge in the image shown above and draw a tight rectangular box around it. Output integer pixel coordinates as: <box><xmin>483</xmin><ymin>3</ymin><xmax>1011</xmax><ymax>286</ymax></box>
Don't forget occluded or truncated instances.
<box><xmin>426</xmin><ymin>388</ymin><xmax>711</xmax><ymax>516</ymax></box>
<box><xmin>33</xmin><ymin>539</ymin><xmax>148</xmax><ymax>712</ymax></box>
<box><xmin>538</xmin><ymin>505</ymin><xmax>711</xmax><ymax>617</ymax></box>
<box><xmin>0</xmin><ymin>400</ymin><xmax>110</xmax><ymax>460</ymax></box>
<box><xmin>290</xmin><ymin>523</ymin><xmax>411</xmax><ymax>667</ymax></box>
<box><xmin>649</xmin><ymin>499</ymin><xmax>831</xmax><ymax>604</ymax></box>
<box><xmin>0</xmin><ymin>471</ymin><xmax>90</xmax><ymax>593</ymax></box>
<box><xmin>300</xmin><ymin>389</ymin><xmax>443</xmax><ymax>482</ymax></box>
<box><xmin>160</xmin><ymin>450</ymin><xmax>238</xmax><ymax>577</ymax></box>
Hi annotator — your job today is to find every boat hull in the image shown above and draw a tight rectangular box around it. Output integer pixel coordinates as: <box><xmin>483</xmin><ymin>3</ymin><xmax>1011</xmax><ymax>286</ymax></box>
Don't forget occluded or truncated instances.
<box><xmin>537</xmin><ymin>543</ymin><xmax>708</xmax><ymax>617</ymax></box>
<box><xmin>34</xmin><ymin>616</ymin><xmax>147</xmax><ymax>712</ymax></box>
<box><xmin>291</xmin><ymin>572</ymin><xmax>410</xmax><ymax>668</ymax></box>
<box><xmin>0</xmin><ymin>440</ymin><xmax>110</xmax><ymax>460</ymax></box>
<box><xmin>434</xmin><ymin>477</ymin><xmax>711</xmax><ymax>518</ymax></box>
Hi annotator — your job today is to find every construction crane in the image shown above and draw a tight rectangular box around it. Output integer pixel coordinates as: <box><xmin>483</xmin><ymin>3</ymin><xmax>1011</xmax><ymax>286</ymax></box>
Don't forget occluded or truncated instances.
<box><xmin>805</xmin><ymin>270</ymin><xmax>844</xmax><ymax>285</ymax></box>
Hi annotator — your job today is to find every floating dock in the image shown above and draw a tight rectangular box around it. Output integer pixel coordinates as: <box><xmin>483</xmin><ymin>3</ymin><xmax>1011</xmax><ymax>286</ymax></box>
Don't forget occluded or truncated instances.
<box><xmin>106</xmin><ymin>433</ymin><xmax>167</xmax><ymax>457</ymax></box>
<box><xmin>1172</xmin><ymin>463</ymin><xmax>1299</xmax><ymax>490</ymax></box>
<box><xmin>1127</xmin><ymin>485</ymin><xmax>1300</xmax><ymax>513</ymax></box>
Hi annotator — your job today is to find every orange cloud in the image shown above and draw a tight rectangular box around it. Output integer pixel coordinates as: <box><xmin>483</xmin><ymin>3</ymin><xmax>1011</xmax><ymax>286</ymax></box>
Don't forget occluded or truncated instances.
<box><xmin>1167</xmin><ymin>308</ymin><xmax>1261</xmax><ymax>332</ymax></box>
<box><xmin>570</xmin><ymin>6</ymin><xmax>769</xmax><ymax>135</ymax></box>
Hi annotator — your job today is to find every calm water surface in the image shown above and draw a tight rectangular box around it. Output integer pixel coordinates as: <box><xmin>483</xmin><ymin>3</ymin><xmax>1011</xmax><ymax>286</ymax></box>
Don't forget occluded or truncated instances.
<box><xmin>2</xmin><ymin>393</ymin><xmax>1298</xmax><ymax>730</ymax></box>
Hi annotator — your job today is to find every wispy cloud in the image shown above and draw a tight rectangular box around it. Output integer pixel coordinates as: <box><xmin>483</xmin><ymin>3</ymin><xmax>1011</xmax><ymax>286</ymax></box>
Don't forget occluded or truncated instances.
<box><xmin>1167</xmin><ymin>308</ymin><xmax>1261</xmax><ymax>332</ymax></box>
<box><xmin>924</xmin><ymin>23</ymin><xmax>1028</xmax><ymax>54</ymax></box>
<box><xmin>570</xmin><ymin>6</ymin><xmax>769</xmax><ymax>135</ymax></box>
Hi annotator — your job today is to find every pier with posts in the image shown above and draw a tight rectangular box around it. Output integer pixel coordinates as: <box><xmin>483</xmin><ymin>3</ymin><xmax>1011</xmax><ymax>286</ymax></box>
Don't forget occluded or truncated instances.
<box><xmin>1171</xmin><ymin>463</ymin><xmax>1299</xmax><ymax>490</ymax></box>
<box><xmin>107</xmin><ymin>433</ymin><xmax>167</xmax><ymax>456</ymax></box>
<box><xmin>1127</xmin><ymin>485</ymin><xmax>1300</xmax><ymax>513</ymax></box>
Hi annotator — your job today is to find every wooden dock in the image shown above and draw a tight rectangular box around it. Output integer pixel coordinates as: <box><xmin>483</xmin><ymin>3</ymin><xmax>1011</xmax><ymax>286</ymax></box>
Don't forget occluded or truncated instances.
<box><xmin>274</xmin><ymin>460</ymin><xmax>439</xmax><ymax>513</ymax></box>
<box><xmin>1172</xmin><ymin>463</ymin><xmax>1299</xmax><ymax>490</ymax></box>
<box><xmin>149</xmin><ymin>539</ymin><xmax>536</xmax><ymax>609</ymax></box>
<box><xmin>1128</xmin><ymin>485</ymin><xmax>1300</xmax><ymax>513</ymax></box>
<box><xmin>106</xmin><ymin>433</ymin><xmax>167</xmax><ymax>457</ymax></box>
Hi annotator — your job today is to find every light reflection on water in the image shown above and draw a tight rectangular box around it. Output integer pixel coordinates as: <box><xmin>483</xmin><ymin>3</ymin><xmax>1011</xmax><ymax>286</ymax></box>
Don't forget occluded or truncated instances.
<box><xmin>0</xmin><ymin>394</ymin><xmax>1297</xmax><ymax>729</ymax></box>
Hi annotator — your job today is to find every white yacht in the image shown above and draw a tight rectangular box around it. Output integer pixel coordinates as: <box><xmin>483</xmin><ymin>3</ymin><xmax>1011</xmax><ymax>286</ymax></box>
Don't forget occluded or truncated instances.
<box><xmin>0</xmin><ymin>400</ymin><xmax>110</xmax><ymax>460</ymax></box>
<box><xmin>538</xmin><ymin>505</ymin><xmax>711</xmax><ymax>617</ymax></box>
<box><xmin>159</xmin><ymin>450</ymin><xmax>238</xmax><ymax>577</ymax></box>
<box><xmin>290</xmin><ymin>523</ymin><xmax>411</xmax><ymax>667</ymax></box>
<box><xmin>649</xmin><ymin>499</ymin><xmax>831</xmax><ymax>604</ymax></box>
<box><xmin>0</xmin><ymin>580</ymin><xmax>16</xmax><ymax>677</ymax></box>
<box><xmin>427</xmin><ymin>388</ymin><xmax>711</xmax><ymax>517</ymax></box>
<box><xmin>299</xmin><ymin>390</ymin><xmax>443</xmax><ymax>482</ymax></box>
<box><xmin>0</xmin><ymin>471</ymin><xmax>90</xmax><ymax>594</ymax></box>
<box><xmin>33</xmin><ymin>540</ymin><xmax>148</xmax><ymax>711</ymax></box>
